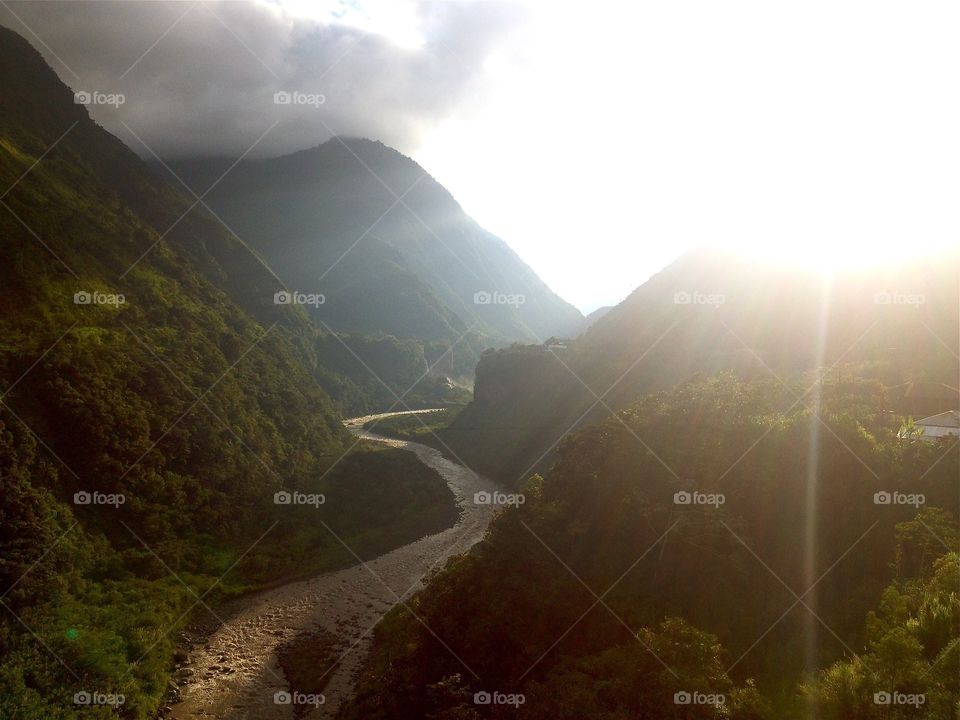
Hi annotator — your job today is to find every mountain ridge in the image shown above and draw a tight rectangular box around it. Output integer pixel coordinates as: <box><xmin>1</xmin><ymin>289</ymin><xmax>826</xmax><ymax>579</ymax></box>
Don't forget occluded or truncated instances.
<box><xmin>440</xmin><ymin>247</ymin><xmax>960</xmax><ymax>483</ymax></box>
<box><xmin>0</xmin><ymin>25</ymin><xmax>459</xmax><ymax>717</ymax></box>
<box><xmin>167</xmin><ymin>137</ymin><xmax>584</xmax><ymax>376</ymax></box>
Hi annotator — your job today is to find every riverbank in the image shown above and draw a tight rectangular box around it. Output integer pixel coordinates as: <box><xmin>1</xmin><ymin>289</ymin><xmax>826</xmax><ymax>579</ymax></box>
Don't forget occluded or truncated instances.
<box><xmin>166</xmin><ymin>411</ymin><xmax>498</xmax><ymax>719</ymax></box>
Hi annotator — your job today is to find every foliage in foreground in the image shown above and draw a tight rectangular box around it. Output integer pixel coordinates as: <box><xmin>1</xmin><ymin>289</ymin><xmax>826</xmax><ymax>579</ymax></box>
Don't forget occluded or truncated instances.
<box><xmin>342</xmin><ymin>375</ymin><xmax>959</xmax><ymax>719</ymax></box>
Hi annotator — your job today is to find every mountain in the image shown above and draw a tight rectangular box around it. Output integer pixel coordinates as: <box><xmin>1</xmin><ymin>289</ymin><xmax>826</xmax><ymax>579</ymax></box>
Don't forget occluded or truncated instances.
<box><xmin>342</xmin><ymin>375</ymin><xmax>959</xmax><ymax>719</ymax></box>
<box><xmin>575</xmin><ymin>305</ymin><xmax>613</xmax><ymax>335</ymax></box>
<box><xmin>439</xmin><ymin>249</ymin><xmax>960</xmax><ymax>484</ymax></box>
<box><xmin>333</xmin><ymin>255</ymin><xmax>959</xmax><ymax>720</ymax></box>
<box><xmin>0</xmin><ymin>26</ymin><xmax>456</xmax><ymax>718</ymax></box>
<box><xmin>168</xmin><ymin>141</ymin><xmax>584</xmax><ymax>377</ymax></box>
<box><xmin>337</xmin><ymin>253</ymin><xmax>960</xmax><ymax>719</ymax></box>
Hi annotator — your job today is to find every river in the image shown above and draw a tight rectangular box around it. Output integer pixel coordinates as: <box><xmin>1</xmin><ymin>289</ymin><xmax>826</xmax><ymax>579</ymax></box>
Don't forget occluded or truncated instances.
<box><xmin>168</xmin><ymin>410</ymin><xmax>498</xmax><ymax>719</ymax></box>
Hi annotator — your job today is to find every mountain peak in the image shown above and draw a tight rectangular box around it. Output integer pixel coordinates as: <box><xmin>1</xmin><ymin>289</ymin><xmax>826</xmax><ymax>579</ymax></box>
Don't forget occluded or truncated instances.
<box><xmin>169</xmin><ymin>140</ymin><xmax>583</xmax><ymax>360</ymax></box>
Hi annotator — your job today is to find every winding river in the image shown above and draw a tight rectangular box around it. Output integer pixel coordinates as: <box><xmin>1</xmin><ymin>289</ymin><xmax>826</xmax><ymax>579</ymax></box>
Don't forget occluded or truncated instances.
<box><xmin>168</xmin><ymin>410</ymin><xmax>498</xmax><ymax>719</ymax></box>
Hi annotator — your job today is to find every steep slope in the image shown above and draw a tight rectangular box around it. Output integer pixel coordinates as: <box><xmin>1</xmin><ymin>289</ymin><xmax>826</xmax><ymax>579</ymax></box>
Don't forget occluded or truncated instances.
<box><xmin>580</xmin><ymin>305</ymin><xmax>613</xmax><ymax>331</ymax></box>
<box><xmin>0</xmin><ymin>26</ymin><xmax>456</xmax><ymax>719</ymax></box>
<box><xmin>342</xmin><ymin>376</ymin><xmax>959</xmax><ymax>719</ymax></box>
<box><xmin>170</xmin><ymin>140</ymin><xmax>584</xmax><ymax>373</ymax></box>
<box><xmin>442</xmin><ymin>249</ymin><xmax>959</xmax><ymax>484</ymax></box>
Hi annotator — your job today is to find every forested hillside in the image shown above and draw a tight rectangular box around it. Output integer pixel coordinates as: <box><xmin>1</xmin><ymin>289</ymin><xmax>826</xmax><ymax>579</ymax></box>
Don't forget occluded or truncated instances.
<box><xmin>170</xmin><ymin>140</ymin><xmax>584</xmax><ymax>380</ymax></box>
<box><xmin>0</xmin><ymin>26</ymin><xmax>457</xmax><ymax>718</ymax></box>
<box><xmin>343</xmin><ymin>375</ymin><xmax>960</xmax><ymax>719</ymax></box>
<box><xmin>442</xmin><ymin>250</ymin><xmax>959</xmax><ymax>484</ymax></box>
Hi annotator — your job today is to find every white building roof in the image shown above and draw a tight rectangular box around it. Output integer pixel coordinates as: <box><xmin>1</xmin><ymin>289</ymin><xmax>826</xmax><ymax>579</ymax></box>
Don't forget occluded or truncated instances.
<box><xmin>916</xmin><ymin>410</ymin><xmax>960</xmax><ymax>428</ymax></box>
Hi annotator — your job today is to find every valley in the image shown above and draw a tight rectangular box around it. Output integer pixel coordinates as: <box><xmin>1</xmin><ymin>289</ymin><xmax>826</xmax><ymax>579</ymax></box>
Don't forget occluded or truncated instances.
<box><xmin>168</xmin><ymin>411</ymin><xmax>498</xmax><ymax>720</ymax></box>
<box><xmin>0</xmin><ymin>9</ymin><xmax>957</xmax><ymax>720</ymax></box>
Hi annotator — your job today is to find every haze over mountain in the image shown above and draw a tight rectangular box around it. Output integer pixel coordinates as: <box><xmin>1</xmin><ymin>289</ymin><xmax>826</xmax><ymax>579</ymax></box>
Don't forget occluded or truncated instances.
<box><xmin>0</xmin><ymin>25</ymin><xmax>459</xmax><ymax>717</ymax></box>
<box><xmin>344</xmin><ymin>375</ymin><xmax>960</xmax><ymax>720</ymax></box>
<box><xmin>340</xmin><ymin>252</ymin><xmax>959</xmax><ymax>720</ymax></box>
<box><xmin>168</xmin><ymin>142</ymin><xmax>583</xmax><ymax>374</ymax></box>
<box><xmin>1</xmin><ymin>6</ymin><xmax>958</xmax><ymax>720</ymax></box>
<box><xmin>579</xmin><ymin>305</ymin><xmax>613</xmax><ymax>332</ymax></box>
<box><xmin>441</xmin><ymin>249</ymin><xmax>960</xmax><ymax>483</ymax></box>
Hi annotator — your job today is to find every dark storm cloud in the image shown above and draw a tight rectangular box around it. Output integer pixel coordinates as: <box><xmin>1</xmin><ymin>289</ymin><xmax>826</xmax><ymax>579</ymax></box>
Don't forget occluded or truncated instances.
<box><xmin>0</xmin><ymin>0</ymin><xmax>527</xmax><ymax>158</ymax></box>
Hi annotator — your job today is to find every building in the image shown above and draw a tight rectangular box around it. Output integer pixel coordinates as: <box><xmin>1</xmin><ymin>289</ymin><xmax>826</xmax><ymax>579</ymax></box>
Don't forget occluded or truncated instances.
<box><xmin>914</xmin><ymin>410</ymin><xmax>960</xmax><ymax>441</ymax></box>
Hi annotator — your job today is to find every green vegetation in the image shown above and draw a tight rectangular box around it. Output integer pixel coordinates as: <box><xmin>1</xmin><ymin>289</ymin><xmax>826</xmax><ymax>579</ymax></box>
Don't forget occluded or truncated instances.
<box><xmin>342</xmin><ymin>375</ymin><xmax>959</xmax><ymax>719</ymax></box>
<box><xmin>0</xmin><ymin>26</ymin><xmax>457</xmax><ymax>718</ymax></box>
<box><xmin>803</xmin><ymin>515</ymin><xmax>959</xmax><ymax>719</ymax></box>
<box><xmin>230</xmin><ymin>443</ymin><xmax>459</xmax><ymax>587</ymax></box>
<box><xmin>1</xmin><ymin>22</ymin><xmax>958</xmax><ymax>720</ymax></box>
<box><xmin>170</xmin><ymin>138</ymin><xmax>585</xmax><ymax>383</ymax></box>
<box><xmin>0</xmin><ymin>432</ymin><xmax>455</xmax><ymax>719</ymax></box>
<box><xmin>363</xmin><ymin>407</ymin><xmax>464</xmax><ymax>443</ymax></box>
<box><xmin>443</xmin><ymin>250</ymin><xmax>959</xmax><ymax>485</ymax></box>
<box><xmin>315</xmin><ymin>333</ymin><xmax>471</xmax><ymax>416</ymax></box>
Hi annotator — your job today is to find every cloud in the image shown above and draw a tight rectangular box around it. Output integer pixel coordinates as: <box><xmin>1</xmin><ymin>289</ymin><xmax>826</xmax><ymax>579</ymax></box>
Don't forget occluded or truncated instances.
<box><xmin>0</xmin><ymin>0</ymin><xmax>528</xmax><ymax>158</ymax></box>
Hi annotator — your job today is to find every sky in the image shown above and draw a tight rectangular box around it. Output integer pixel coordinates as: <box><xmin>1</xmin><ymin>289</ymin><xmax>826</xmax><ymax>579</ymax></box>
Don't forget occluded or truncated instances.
<box><xmin>1</xmin><ymin>1</ymin><xmax>957</xmax><ymax>313</ymax></box>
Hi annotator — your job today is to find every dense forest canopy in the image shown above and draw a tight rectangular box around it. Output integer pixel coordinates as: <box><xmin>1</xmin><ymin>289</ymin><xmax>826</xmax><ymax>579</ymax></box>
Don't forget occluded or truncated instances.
<box><xmin>0</xmin><ymin>16</ymin><xmax>957</xmax><ymax>720</ymax></box>
<box><xmin>442</xmin><ymin>249</ymin><xmax>959</xmax><ymax>485</ymax></box>
<box><xmin>343</xmin><ymin>375</ymin><xmax>959</xmax><ymax>719</ymax></box>
<box><xmin>0</xmin><ymin>25</ymin><xmax>459</xmax><ymax>718</ymax></box>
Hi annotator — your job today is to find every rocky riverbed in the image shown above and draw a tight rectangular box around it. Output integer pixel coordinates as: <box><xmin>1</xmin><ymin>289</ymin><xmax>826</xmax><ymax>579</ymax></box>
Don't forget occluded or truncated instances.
<box><xmin>166</xmin><ymin>411</ymin><xmax>498</xmax><ymax>719</ymax></box>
